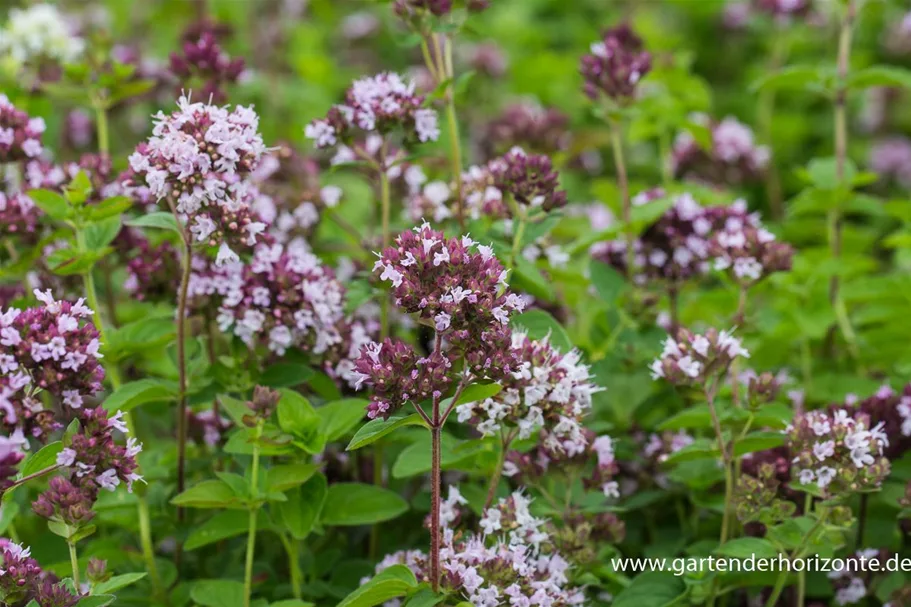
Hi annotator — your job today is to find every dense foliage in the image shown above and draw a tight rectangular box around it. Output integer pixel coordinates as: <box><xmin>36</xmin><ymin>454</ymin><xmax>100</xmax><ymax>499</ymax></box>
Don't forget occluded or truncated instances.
<box><xmin>2</xmin><ymin>0</ymin><xmax>911</xmax><ymax>606</ymax></box>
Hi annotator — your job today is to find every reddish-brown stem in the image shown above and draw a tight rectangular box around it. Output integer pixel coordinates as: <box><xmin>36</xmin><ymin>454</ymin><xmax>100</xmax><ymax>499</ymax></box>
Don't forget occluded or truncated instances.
<box><xmin>429</xmin><ymin>421</ymin><xmax>442</xmax><ymax>592</ymax></box>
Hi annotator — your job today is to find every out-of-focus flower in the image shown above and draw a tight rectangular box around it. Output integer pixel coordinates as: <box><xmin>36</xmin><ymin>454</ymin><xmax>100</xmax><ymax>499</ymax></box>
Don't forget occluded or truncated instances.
<box><xmin>465</xmin><ymin>42</ymin><xmax>508</xmax><ymax>78</ymax></box>
<box><xmin>123</xmin><ymin>236</ymin><xmax>181</xmax><ymax>302</ymax></box>
<box><xmin>753</xmin><ymin>0</ymin><xmax>812</xmax><ymax>22</ymax></box>
<box><xmin>306</xmin><ymin>73</ymin><xmax>440</xmax><ymax>150</ymax></box>
<box><xmin>870</xmin><ymin>137</ymin><xmax>911</xmax><ymax>188</ymax></box>
<box><xmin>0</xmin><ymin>4</ymin><xmax>84</xmax><ymax>67</ymax></box>
<box><xmin>482</xmin><ymin>103</ymin><xmax>569</xmax><ymax>156</ymax></box>
<box><xmin>580</xmin><ymin>24</ymin><xmax>651</xmax><ymax>103</ymax></box>
<box><xmin>885</xmin><ymin>12</ymin><xmax>911</xmax><ymax>56</ymax></box>
<box><xmin>672</xmin><ymin>116</ymin><xmax>769</xmax><ymax>185</ymax></box>
<box><xmin>0</xmin><ymin>95</ymin><xmax>45</xmax><ymax>163</ymax></box>
<box><xmin>169</xmin><ymin>32</ymin><xmax>245</xmax><ymax>104</ymax></box>
<box><xmin>709</xmin><ymin>206</ymin><xmax>793</xmax><ymax>286</ymax></box>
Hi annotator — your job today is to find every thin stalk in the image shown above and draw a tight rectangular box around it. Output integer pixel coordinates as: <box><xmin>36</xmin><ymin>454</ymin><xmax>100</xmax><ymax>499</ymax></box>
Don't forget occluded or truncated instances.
<box><xmin>484</xmin><ymin>432</ymin><xmax>514</xmax><ymax>510</ymax></box>
<box><xmin>758</xmin><ymin>31</ymin><xmax>788</xmax><ymax>221</ymax></box>
<box><xmin>68</xmin><ymin>540</ymin><xmax>80</xmax><ymax>588</ymax></box>
<box><xmin>442</xmin><ymin>36</ymin><xmax>464</xmax><ymax>230</ymax></box>
<box><xmin>283</xmin><ymin>535</ymin><xmax>303</xmax><ymax>599</ymax></box>
<box><xmin>1</xmin><ymin>464</ymin><xmax>61</xmax><ymax>496</ymax></box>
<box><xmin>705</xmin><ymin>379</ymin><xmax>733</xmax><ymax>607</ymax></box>
<box><xmin>175</xmin><ymin>237</ymin><xmax>192</xmax><ymax>517</ymax></box>
<box><xmin>379</xmin><ymin>167</ymin><xmax>391</xmax><ymax>340</ymax></box>
<box><xmin>659</xmin><ymin>129</ymin><xmax>672</xmax><ymax>186</ymax></box>
<box><xmin>829</xmin><ymin>0</ymin><xmax>858</xmax><ymax>359</ymax></box>
<box><xmin>765</xmin><ymin>508</ymin><xmax>829</xmax><ymax>607</ymax></box>
<box><xmin>76</xmin><ymin>232</ymin><xmax>162</xmax><ymax>595</ymax></box>
<box><xmin>94</xmin><ymin>104</ymin><xmax>109</xmax><ymax>156</ymax></box>
<box><xmin>244</xmin><ymin>421</ymin><xmax>264</xmax><ymax>607</ymax></box>
<box><xmin>609</xmin><ymin>120</ymin><xmax>633</xmax><ymax>278</ymax></box>
<box><xmin>429</xmin><ymin>422</ymin><xmax>442</xmax><ymax>592</ymax></box>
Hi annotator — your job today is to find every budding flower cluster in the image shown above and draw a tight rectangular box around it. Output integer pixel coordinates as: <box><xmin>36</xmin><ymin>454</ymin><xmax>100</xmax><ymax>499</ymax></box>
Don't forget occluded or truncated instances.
<box><xmin>0</xmin><ymin>540</ymin><xmax>81</xmax><ymax>607</ymax></box>
<box><xmin>488</xmin><ymin>147</ymin><xmax>568</xmax><ymax>212</ymax></box>
<box><xmin>37</xmin><ymin>407</ymin><xmax>143</xmax><ymax>526</ymax></box>
<box><xmin>371</xmin><ymin>223</ymin><xmax>525</xmax><ymax>364</ymax></box>
<box><xmin>127</xmin><ymin>95</ymin><xmax>268</xmax><ymax>265</ymax></box>
<box><xmin>482</xmin><ymin>103</ymin><xmax>570</xmax><ymax>156</ymax></box>
<box><xmin>305</xmin><ymin>73</ymin><xmax>439</xmax><ymax>149</ymax></box>
<box><xmin>733</xmin><ymin>463</ymin><xmax>796</xmax><ymax>525</ymax></box>
<box><xmin>353</xmin><ymin>339</ymin><xmax>453</xmax><ymax>420</ymax></box>
<box><xmin>580</xmin><ymin>24</ymin><xmax>652</xmax><ymax>103</ymax></box>
<box><xmin>456</xmin><ymin>332</ymin><xmax>602</xmax><ymax>454</ymax></box>
<box><xmin>787</xmin><ymin>409</ymin><xmax>890</xmax><ymax>496</ymax></box>
<box><xmin>244</xmin><ymin>385</ymin><xmax>281</xmax><ymax>424</ymax></box>
<box><xmin>169</xmin><ymin>31</ymin><xmax>245</xmax><ymax>104</ymax></box>
<box><xmin>649</xmin><ymin>327</ymin><xmax>749</xmax><ymax>385</ymax></box>
<box><xmin>376</xmin><ymin>490</ymin><xmax>584</xmax><ymax>607</ymax></box>
<box><xmin>393</xmin><ymin>0</ymin><xmax>491</xmax><ymax>20</ymax></box>
<box><xmin>672</xmin><ymin>116</ymin><xmax>770</xmax><ymax>186</ymax></box>
<box><xmin>710</xmin><ymin>211</ymin><xmax>793</xmax><ymax>284</ymax></box>
<box><xmin>0</xmin><ymin>290</ymin><xmax>104</xmax><ymax>439</ymax></box>
<box><xmin>0</xmin><ymin>95</ymin><xmax>45</xmax><ymax>162</ymax></box>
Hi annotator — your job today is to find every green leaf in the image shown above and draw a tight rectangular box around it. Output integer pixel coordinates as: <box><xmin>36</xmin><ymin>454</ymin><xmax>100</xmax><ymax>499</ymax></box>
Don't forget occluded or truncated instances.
<box><xmin>346</xmin><ymin>414</ymin><xmax>428</xmax><ymax>451</ymax></box>
<box><xmin>318</xmin><ymin>399</ymin><xmax>368</xmax><ymax>442</ymax></box>
<box><xmin>0</xmin><ymin>502</ymin><xmax>20</xmax><ymax>534</ymax></box>
<box><xmin>28</xmin><ymin>189</ymin><xmax>71</xmax><ymax>220</ymax></box>
<box><xmin>321</xmin><ymin>483</ymin><xmax>408</xmax><ymax>526</ymax></box>
<box><xmin>452</xmin><ymin>382</ymin><xmax>502</xmax><ymax>407</ymax></box>
<box><xmin>93</xmin><ymin>572</ymin><xmax>148</xmax><ymax>594</ymax></box>
<box><xmin>101</xmin><ymin>379</ymin><xmax>177</xmax><ymax>413</ymax></box>
<box><xmin>590</xmin><ymin>261</ymin><xmax>627</xmax><ymax>303</ymax></box>
<box><xmin>404</xmin><ymin>589</ymin><xmax>445</xmax><ymax>607</ymax></box>
<box><xmin>750</xmin><ymin>65</ymin><xmax>827</xmax><ymax>93</ymax></box>
<box><xmin>611</xmin><ymin>571</ymin><xmax>686</xmax><ymax>607</ymax></box>
<box><xmin>86</xmin><ymin>196</ymin><xmax>132</xmax><ymax>221</ymax></box>
<box><xmin>170</xmin><ymin>480</ymin><xmax>243</xmax><ymax>509</ymax></box>
<box><xmin>125</xmin><ymin>212</ymin><xmax>180</xmax><ymax>233</ymax></box>
<box><xmin>260</xmin><ymin>363</ymin><xmax>315</xmax><ymax>388</ymax></box>
<box><xmin>83</xmin><ymin>216</ymin><xmax>122</xmax><ymax>251</ymax></box>
<box><xmin>512</xmin><ymin>256</ymin><xmax>553</xmax><ymax>302</ymax></box>
<box><xmin>337</xmin><ymin>565</ymin><xmax>418</xmax><ymax>607</ymax></box>
<box><xmin>716</xmin><ymin>537</ymin><xmax>780</xmax><ymax>559</ymax></box>
<box><xmin>107</xmin><ymin>316</ymin><xmax>175</xmax><ymax>357</ymax></box>
<box><xmin>277</xmin><ymin>389</ymin><xmax>326</xmax><ymax>454</ymax></box>
<box><xmin>46</xmin><ymin>248</ymin><xmax>98</xmax><ymax>276</ymax></box>
<box><xmin>185</xmin><ymin>510</ymin><xmax>250</xmax><ymax>550</ymax></box>
<box><xmin>191</xmin><ymin>580</ymin><xmax>245</xmax><ymax>607</ymax></box>
<box><xmin>848</xmin><ymin>65</ymin><xmax>911</xmax><ymax>91</ymax></box>
<box><xmin>277</xmin><ymin>473</ymin><xmax>327</xmax><ymax>539</ymax></box>
<box><xmin>20</xmin><ymin>441</ymin><xmax>63</xmax><ymax>477</ymax></box>
<box><xmin>392</xmin><ymin>434</ymin><xmax>488</xmax><ymax>479</ymax></box>
<box><xmin>266</xmin><ymin>463</ymin><xmax>319</xmax><ymax>492</ymax></box>
<box><xmin>658</xmin><ymin>405</ymin><xmax>712</xmax><ymax>431</ymax></box>
<box><xmin>76</xmin><ymin>596</ymin><xmax>115</xmax><ymax>607</ymax></box>
<box><xmin>733</xmin><ymin>431</ymin><xmax>785</xmax><ymax>456</ymax></box>
<box><xmin>511</xmin><ymin>309</ymin><xmax>573</xmax><ymax>352</ymax></box>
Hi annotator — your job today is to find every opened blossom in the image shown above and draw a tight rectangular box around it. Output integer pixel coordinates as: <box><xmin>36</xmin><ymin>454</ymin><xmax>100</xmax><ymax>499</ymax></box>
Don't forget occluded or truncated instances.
<box><xmin>191</xmin><ymin>242</ymin><xmax>346</xmax><ymax>356</ymax></box>
<box><xmin>786</xmin><ymin>409</ymin><xmax>890</xmax><ymax>496</ymax></box>
<box><xmin>456</xmin><ymin>332</ymin><xmax>602</xmax><ymax>451</ymax></box>
<box><xmin>0</xmin><ymin>95</ymin><xmax>45</xmax><ymax>162</ymax></box>
<box><xmin>0</xmin><ymin>291</ymin><xmax>104</xmax><ymax>438</ymax></box>
<box><xmin>127</xmin><ymin>95</ymin><xmax>268</xmax><ymax>265</ymax></box>
<box><xmin>305</xmin><ymin>73</ymin><xmax>439</xmax><ymax>149</ymax></box>
<box><xmin>650</xmin><ymin>327</ymin><xmax>750</xmax><ymax>385</ymax></box>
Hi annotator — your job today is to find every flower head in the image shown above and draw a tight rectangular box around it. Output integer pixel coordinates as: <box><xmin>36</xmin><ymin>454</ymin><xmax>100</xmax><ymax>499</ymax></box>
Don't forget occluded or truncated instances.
<box><xmin>0</xmin><ymin>95</ymin><xmax>45</xmax><ymax>163</ymax></box>
<box><xmin>649</xmin><ymin>326</ymin><xmax>749</xmax><ymax>385</ymax></box>
<box><xmin>0</xmin><ymin>4</ymin><xmax>84</xmax><ymax>67</ymax></box>
<box><xmin>580</xmin><ymin>24</ymin><xmax>651</xmax><ymax>103</ymax></box>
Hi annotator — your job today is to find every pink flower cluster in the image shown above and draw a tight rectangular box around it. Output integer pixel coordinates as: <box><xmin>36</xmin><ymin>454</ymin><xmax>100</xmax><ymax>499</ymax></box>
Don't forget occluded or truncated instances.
<box><xmin>376</xmin><ymin>490</ymin><xmax>584</xmax><ymax>607</ymax></box>
<box><xmin>869</xmin><ymin>137</ymin><xmax>911</xmax><ymax>188</ymax></box>
<box><xmin>305</xmin><ymin>73</ymin><xmax>439</xmax><ymax>149</ymax></box>
<box><xmin>127</xmin><ymin>95</ymin><xmax>268</xmax><ymax>265</ymax></box>
<box><xmin>580</xmin><ymin>24</ymin><xmax>652</xmax><ymax>103</ymax></box>
<box><xmin>191</xmin><ymin>242</ymin><xmax>346</xmax><ymax>356</ymax></box>
<box><xmin>650</xmin><ymin>327</ymin><xmax>749</xmax><ymax>385</ymax></box>
<box><xmin>0</xmin><ymin>192</ymin><xmax>39</xmax><ymax>239</ymax></box>
<box><xmin>353</xmin><ymin>339</ymin><xmax>453</xmax><ymax>420</ymax></box>
<box><xmin>850</xmin><ymin>384</ymin><xmax>911</xmax><ymax>460</ymax></box>
<box><xmin>456</xmin><ymin>332</ymin><xmax>601</xmax><ymax>453</ymax></box>
<box><xmin>371</xmin><ymin>223</ymin><xmax>525</xmax><ymax>358</ymax></box>
<box><xmin>709</xmin><ymin>206</ymin><xmax>793</xmax><ymax>285</ymax></box>
<box><xmin>0</xmin><ymin>290</ymin><xmax>104</xmax><ymax>439</ymax></box>
<box><xmin>505</xmin><ymin>430</ymin><xmax>620</xmax><ymax>499</ymax></box>
<box><xmin>482</xmin><ymin>103</ymin><xmax>570</xmax><ymax>156</ymax></box>
<box><xmin>169</xmin><ymin>31</ymin><xmax>245</xmax><ymax>104</ymax></box>
<box><xmin>0</xmin><ymin>540</ymin><xmax>80</xmax><ymax>607</ymax></box>
<box><xmin>672</xmin><ymin>116</ymin><xmax>770</xmax><ymax>185</ymax></box>
<box><xmin>489</xmin><ymin>148</ymin><xmax>568</xmax><ymax>212</ymax></box>
<box><xmin>786</xmin><ymin>409</ymin><xmax>890</xmax><ymax>495</ymax></box>
<box><xmin>0</xmin><ymin>95</ymin><xmax>44</xmax><ymax>163</ymax></box>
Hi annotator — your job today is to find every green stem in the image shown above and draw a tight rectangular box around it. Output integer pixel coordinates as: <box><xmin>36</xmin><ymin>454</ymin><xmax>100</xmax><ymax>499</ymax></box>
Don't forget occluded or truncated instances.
<box><xmin>75</xmin><ymin>231</ymin><xmax>163</xmax><ymax>597</ymax></box>
<box><xmin>95</xmin><ymin>103</ymin><xmax>109</xmax><ymax>156</ymax></box>
<box><xmin>244</xmin><ymin>421</ymin><xmax>264</xmax><ymax>607</ymax></box>
<box><xmin>706</xmin><ymin>380</ymin><xmax>734</xmax><ymax>607</ymax></box>
<box><xmin>484</xmin><ymin>433</ymin><xmax>513</xmax><ymax>510</ymax></box>
<box><xmin>283</xmin><ymin>535</ymin><xmax>303</xmax><ymax>599</ymax></box>
<box><xmin>765</xmin><ymin>508</ymin><xmax>828</xmax><ymax>607</ymax></box>
<box><xmin>442</xmin><ymin>36</ymin><xmax>464</xmax><ymax>230</ymax></box>
<box><xmin>609</xmin><ymin>119</ymin><xmax>633</xmax><ymax>278</ymax></box>
<box><xmin>68</xmin><ymin>540</ymin><xmax>80</xmax><ymax>588</ymax></box>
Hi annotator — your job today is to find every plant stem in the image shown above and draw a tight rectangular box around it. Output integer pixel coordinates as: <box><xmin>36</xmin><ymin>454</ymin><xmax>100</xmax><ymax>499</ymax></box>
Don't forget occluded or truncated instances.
<box><xmin>765</xmin><ymin>508</ymin><xmax>829</xmax><ymax>607</ymax></box>
<box><xmin>484</xmin><ymin>433</ymin><xmax>513</xmax><ymax>510</ymax></box>
<box><xmin>442</xmin><ymin>35</ymin><xmax>464</xmax><ymax>230</ymax></box>
<box><xmin>76</xmin><ymin>232</ymin><xmax>163</xmax><ymax>596</ymax></box>
<box><xmin>758</xmin><ymin>31</ymin><xmax>788</xmax><ymax>221</ymax></box>
<box><xmin>175</xmin><ymin>237</ymin><xmax>192</xmax><ymax>522</ymax></box>
<box><xmin>244</xmin><ymin>421</ymin><xmax>264</xmax><ymax>607</ymax></box>
<box><xmin>429</xmin><ymin>422</ymin><xmax>442</xmax><ymax>593</ymax></box>
<box><xmin>283</xmin><ymin>535</ymin><xmax>303</xmax><ymax>599</ymax></box>
<box><xmin>829</xmin><ymin>0</ymin><xmax>858</xmax><ymax>359</ymax></box>
<box><xmin>95</xmin><ymin>104</ymin><xmax>109</xmax><ymax>156</ymax></box>
<box><xmin>609</xmin><ymin>119</ymin><xmax>633</xmax><ymax>278</ymax></box>
<box><xmin>68</xmin><ymin>540</ymin><xmax>80</xmax><ymax>588</ymax></box>
<box><xmin>705</xmin><ymin>380</ymin><xmax>733</xmax><ymax>607</ymax></box>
